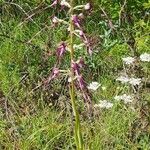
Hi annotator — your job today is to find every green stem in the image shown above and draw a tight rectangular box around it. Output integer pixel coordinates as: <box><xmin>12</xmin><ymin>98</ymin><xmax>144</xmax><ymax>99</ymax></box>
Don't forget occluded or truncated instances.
<box><xmin>69</xmin><ymin>0</ymin><xmax>83</xmax><ymax>149</ymax></box>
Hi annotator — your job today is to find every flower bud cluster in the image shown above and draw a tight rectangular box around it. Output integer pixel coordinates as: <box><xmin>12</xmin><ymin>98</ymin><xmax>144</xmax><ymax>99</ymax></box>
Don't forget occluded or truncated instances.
<box><xmin>51</xmin><ymin>1</ymin><xmax>93</xmax><ymax>55</ymax></box>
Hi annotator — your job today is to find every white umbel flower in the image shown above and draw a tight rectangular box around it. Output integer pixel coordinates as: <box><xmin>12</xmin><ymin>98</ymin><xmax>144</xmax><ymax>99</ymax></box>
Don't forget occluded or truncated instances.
<box><xmin>122</xmin><ymin>57</ymin><xmax>135</xmax><ymax>65</ymax></box>
<box><xmin>129</xmin><ymin>78</ymin><xmax>141</xmax><ymax>86</ymax></box>
<box><xmin>87</xmin><ymin>82</ymin><xmax>101</xmax><ymax>91</ymax></box>
<box><xmin>116</xmin><ymin>76</ymin><xmax>129</xmax><ymax>83</ymax></box>
<box><xmin>140</xmin><ymin>53</ymin><xmax>150</xmax><ymax>62</ymax></box>
<box><xmin>94</xmin><ymin>100</ymin><xmax>113</xmax><ymax>109</ymax></box>
<box><xmin>60</xmin><ymin>0</ymin><xmax>71</xmax><ymax>8</ymax></box>
<box><xmin>114</xmin><ymin>94</ymin><xmax>133</xmax><ymax>104</ymax></box>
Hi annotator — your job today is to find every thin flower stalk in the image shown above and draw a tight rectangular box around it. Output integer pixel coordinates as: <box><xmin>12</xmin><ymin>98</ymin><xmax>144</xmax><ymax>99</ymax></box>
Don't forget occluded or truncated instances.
<box><xmin>69</xmin><ymin>1</ymin><xmax>83</xmax><ymax>149</ymax></box>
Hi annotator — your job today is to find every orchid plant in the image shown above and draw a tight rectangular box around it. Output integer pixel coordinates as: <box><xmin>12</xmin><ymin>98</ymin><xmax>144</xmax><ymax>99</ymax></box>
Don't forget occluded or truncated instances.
<box><xmin>48</xmin><ymin>0</ymin><xmax>93</xmax><ymax>149</ymax></box>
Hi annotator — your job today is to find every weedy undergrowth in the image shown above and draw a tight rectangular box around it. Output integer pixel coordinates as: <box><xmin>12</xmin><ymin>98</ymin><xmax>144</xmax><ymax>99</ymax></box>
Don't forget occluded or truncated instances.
<box><xmin>46</xmin><ymin>0</ymin><xmax>96</xmax><ymax>149</ymax></box>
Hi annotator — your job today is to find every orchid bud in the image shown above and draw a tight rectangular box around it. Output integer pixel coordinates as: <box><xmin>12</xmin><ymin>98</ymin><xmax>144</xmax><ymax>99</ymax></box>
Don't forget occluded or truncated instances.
<box><xmin>56</xmin><ymin>42</ymin><xmax>66</xmax><ymax>58</ymax></box>
<box><xmin>60</xmin><ymin>0</ymin><xmax>71</xmax><ymax>8</ymax></box>
<box><xmin>84</xmin><ymin>3</ymin><xmax>91</xmax><ymax>10</ymax></box>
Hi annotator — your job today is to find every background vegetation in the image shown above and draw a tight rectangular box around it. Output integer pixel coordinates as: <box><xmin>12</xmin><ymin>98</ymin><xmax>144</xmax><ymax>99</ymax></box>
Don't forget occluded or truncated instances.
<box><xmin>0</xmin><ymin>0</ymin><xmax>150</xmax><ymax>149</ymax></box>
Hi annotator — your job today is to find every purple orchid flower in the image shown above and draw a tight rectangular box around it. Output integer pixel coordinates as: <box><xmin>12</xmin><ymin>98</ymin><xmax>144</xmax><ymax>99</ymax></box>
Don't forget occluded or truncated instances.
<box><xmin>78</xmin><ymin>57</ymin><xmax>85</xmax><ymax>68</ymax></box>
<box><xmin>79</xmin><ymin>30</ymin><xmax>93</xmax><ymax>55</ymax></box>
<box><xmin>46</xmin><ymin>67</ymin><xmax>60</xmax><ymax>83</ymax></box>
<box><xmin>77</xmin><ymin>75</ymin><xmax>86</xmax><ymax>90</ymax></box>
<box><xmin>56</xmin><ymin>42</ymin><xmax>66</xmax><ymax>58</ymax></box>
<box><xmin>71</xmin><ymin>61</ymin><xmax>80</xmax><ymax>76</ymax></box>
<box><xmin>72</xmin><ymin>15</ymin><xmax>81</xmax><ymax>28</ymax></box>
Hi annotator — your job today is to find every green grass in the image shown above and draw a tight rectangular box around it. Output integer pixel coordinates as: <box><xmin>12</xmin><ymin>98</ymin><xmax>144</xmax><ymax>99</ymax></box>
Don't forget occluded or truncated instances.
<box><xmin>0</xmin><ymin>0</ymin><xmax>150</xmax><ymax>149</ymax></box>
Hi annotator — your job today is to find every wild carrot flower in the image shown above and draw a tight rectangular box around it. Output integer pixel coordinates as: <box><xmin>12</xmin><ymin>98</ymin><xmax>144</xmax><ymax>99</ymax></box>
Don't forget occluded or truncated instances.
<box><xmin>122</xmin><ymin>57</ymin><xmax>135</xmax><ymax>65</ymax></box>
<box><xmin>114</xmin><ymin>94</ymin><xmax>133</xmax><ymax>104</ymax></box>
<box><xmin>129</xmin><ymin>78</ymin><xmax>141</xmax><ymax>86</ymax></box>
<box><xmin>94</xmin><ymin>100</ymin><xmax>113</xmax><ymax>109</ymax></box>
<box><xmin>116</xmin><ymin>76</ymin><xmax>129</xmax><ymax>83</ymax></box>
<box><xmin>87</xmin><ymin>82</ymin><xmax>101</xmax><ymax>91</ymax></box>
<box><xmin>140</xmin><ymin>53</ymin><xmax>150</xmax><ymax>62</ymax></box>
